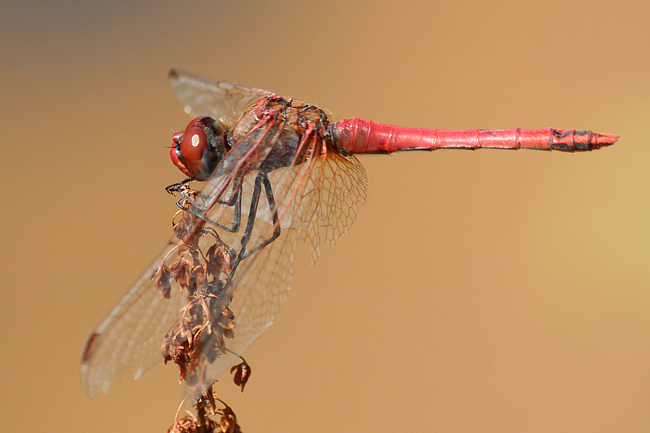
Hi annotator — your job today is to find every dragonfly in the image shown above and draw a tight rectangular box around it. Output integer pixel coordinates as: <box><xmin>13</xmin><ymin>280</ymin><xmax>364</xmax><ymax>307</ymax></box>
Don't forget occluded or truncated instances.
<box><xmin>81</xmin><ymin>69</ymin><xmax>618</xmax><ymax>401</ymax></box>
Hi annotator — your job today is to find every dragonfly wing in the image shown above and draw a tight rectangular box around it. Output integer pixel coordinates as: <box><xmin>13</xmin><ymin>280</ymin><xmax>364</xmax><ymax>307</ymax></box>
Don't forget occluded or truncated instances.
<box><xmin>79</xmin><ymin>115</ymin><xmax>271</xmax><ymax>398</ymax></box>
<box><xmin>223</xmin><ymin>152</ymin><xmax>369</xmax><ymax>350</ymax></box>
<box><xmin>301</xmin><ymin>151</ymin><xmax>368</xmax><ymax>264</ymax></box>
<box><xmin>179</xmin><ymin>129</ymin><xmax>320</xmax><ymax>399</ymax></box>
<box><xmin>82</xmin><ymin>96</ymin><xmax>369</xmax><ymax>400</ymax></box>
<box><xmin>81</xmin><ymin>241</ymin><xmax>189</xmax><ymax>398</ymax></box>
<box><xmin>168</xmin><ymin>69</ymin><xmax>273</xmax><ymax>126</ymax></box>
<box><xmin>192</xmin><ymin>139</ymin><xmax>368</xmax><ymax>398</ymax></box>
<box><xmin>194</xmin><ymin>184</ymin><xmax>302</xmax><ymax>399</ymax></box>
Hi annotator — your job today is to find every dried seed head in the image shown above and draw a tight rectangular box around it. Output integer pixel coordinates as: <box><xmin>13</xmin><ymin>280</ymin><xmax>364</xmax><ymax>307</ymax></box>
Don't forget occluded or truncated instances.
<box><xmin>230</xmin><ymin>360</ymin><xmax>252</xmax><ymax>393</ymax></box>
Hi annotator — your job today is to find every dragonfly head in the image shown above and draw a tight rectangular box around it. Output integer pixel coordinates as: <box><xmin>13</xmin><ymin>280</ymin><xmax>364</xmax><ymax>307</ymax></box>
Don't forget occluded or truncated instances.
<box><xmin>171</xmin><ymin>116</ymin><xmax>229</xmax><ymax>181</ymax></box>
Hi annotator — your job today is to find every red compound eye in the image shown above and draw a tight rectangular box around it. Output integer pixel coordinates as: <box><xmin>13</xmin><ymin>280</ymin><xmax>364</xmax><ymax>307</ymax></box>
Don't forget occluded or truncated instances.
<box><xmin>180</xmin><ymin>126</ymin><xmax>207</xmax><ymax>163</ymax></box>
<box><xmin>170</xmin><ymin>131</ymin><xmax>193</xmax><ymax>177</ymax></box>
<box><xmin>170</xmin><ymin>116</ymin><xmax>226</xmax><ymax>181</ymax></box>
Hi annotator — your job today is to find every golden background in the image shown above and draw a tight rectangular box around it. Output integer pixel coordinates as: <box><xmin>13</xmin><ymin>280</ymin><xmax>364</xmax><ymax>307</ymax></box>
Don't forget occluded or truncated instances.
<box><xmin>2</xmin><ymin>0</ymin><xmax>648</xmax><ymax>431</ymax></box>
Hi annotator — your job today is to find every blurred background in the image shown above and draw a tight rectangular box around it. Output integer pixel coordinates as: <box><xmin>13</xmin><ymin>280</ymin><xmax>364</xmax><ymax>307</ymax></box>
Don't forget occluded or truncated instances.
<box><xmin>2</xmin><ymin>0</ymin><xmax>648</xmax><ymax>431</ymax></box>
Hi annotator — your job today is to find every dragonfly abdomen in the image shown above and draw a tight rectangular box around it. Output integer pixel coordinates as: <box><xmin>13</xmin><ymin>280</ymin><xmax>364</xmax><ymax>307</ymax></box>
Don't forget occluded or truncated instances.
<box><xmin>332</xmin><ymin>118</ymin><xmax>618</xmax><ymax>154</ymax></box>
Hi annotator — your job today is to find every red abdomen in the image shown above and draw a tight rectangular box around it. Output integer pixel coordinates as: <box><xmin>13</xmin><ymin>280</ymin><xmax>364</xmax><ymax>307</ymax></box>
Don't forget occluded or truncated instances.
<box><xmin>332</xmin><ymin>118</ymin><xmax>618</xmax><ymax>154</ymax></box>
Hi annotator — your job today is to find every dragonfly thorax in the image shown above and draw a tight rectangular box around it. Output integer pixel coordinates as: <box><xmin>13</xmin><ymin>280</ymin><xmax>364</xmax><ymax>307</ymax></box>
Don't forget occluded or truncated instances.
<box><xmin>230</xmin><ymin>96</ymin><xmax>335</xmax><ymax>174</ymax></box>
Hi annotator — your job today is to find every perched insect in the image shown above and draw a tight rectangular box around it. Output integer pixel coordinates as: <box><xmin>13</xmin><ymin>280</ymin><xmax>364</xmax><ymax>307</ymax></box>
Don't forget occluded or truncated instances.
<box><xmin>82</xmin><ymin>69</ymin><xmax>618</xmax><ymax>401</ymax></box>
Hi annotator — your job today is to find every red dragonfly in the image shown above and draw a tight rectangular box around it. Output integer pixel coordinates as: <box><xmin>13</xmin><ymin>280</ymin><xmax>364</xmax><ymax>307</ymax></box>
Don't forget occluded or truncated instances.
<box><xmin>81</xmin><ymin>69</ymin><xmax>617</xmax><ymax>401</ymax></box>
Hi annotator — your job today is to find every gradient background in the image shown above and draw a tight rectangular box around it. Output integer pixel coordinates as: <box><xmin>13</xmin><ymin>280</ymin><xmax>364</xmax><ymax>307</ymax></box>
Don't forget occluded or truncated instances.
<box><xmin>2</xmin><ymin>0</ymin><xmax>648</xmax><ymax>432</ymax></box>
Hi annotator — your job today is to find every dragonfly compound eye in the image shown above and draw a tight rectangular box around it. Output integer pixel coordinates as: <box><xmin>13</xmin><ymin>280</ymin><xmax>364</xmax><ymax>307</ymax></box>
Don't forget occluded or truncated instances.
<box><xmin>172</xmin><ymin>117</ymin><xmax>228</xmax><ymax>181</ymax></box>
<box><xmin>170</xmin><ymin>131</ymin><xmax>192</xmax><ymax>178</ymax></box>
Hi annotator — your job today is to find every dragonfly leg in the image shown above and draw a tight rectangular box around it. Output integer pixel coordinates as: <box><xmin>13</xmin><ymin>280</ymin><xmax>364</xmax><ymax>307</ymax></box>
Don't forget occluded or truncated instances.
<box><xmin>166</xmin><ymin>178</ymin><xmax>199</xmax><ymax>213</ymax></box>
<box><xmin>212</xmin><ymin>177</ymin><xmax>242</xmax><ymax>233</ymax></box>
<box><xmin>218</xmin><ymin>173</ymin><xmax>265</xmax><ymax>295</ymax></box>
<box><xmin>222</xmin><ymin>172</ymin><xmax>281</xmax><ymax>284</ymax></box>
<box><xmin>173</xmin><ymin>177</ymin><xmax>243</xmax><ymax>232</ymax></box>
<box><xmin>165</xmin><ymin>177</ymin><xmax>194</xmax><ymax>195</ymax></box>
<box><xmin>244</xmin><ymin>175</ymin><xmax>280</xmax><ymax>259</ymax></box>
<box><xmin>212</xmin><ymin>172</ymin><xmax>282</xmax><ymax>300</ymax></box>
<box><xmin>236</xmin><ymin>172</ymin><xmax>264</xmax><ymax>258</ymax></box>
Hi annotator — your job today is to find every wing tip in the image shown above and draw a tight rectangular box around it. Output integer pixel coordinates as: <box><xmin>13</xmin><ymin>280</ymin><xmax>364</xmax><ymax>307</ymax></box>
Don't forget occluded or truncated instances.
<box><xmin>169</xmin><ymin>68</ymin><xmax>180</xmax><ymax>81</ymax></box>
<box><xmin>81</xmin><ymin>332</ymin><xmax>101</xmax><ymax>363</ymax></box>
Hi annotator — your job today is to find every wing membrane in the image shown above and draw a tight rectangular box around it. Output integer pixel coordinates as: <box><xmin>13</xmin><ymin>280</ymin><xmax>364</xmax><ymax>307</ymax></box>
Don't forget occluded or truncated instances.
<box><xmin>81</xmin><ymin>240</ymin><xmax>190</xmax><ymax>397</ymax></box>
<box><xmin>169</xmin><ymin>69</ymin><xmax>273</xmax><ymax>127</ymax></box>
<box><xmin>82</xmin><ymin>76</ymin><xmax>368</xmax><ymax>400</ymax></box>
<box><xmin>80</xmin><ymin>116</ymin><xmax>277</xmax><ymax>397</ymax></box>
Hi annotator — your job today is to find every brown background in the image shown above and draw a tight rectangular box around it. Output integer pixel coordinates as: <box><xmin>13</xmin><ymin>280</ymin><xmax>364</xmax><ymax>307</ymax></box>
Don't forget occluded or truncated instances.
<box><xmin>2</xmin><ymin>0</ymin><xmax>649</xmax><ymax>432</ymax></box>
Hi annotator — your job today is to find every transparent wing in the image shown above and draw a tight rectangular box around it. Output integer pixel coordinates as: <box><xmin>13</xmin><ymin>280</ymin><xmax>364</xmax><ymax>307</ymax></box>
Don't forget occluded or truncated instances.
<box><xmin>168</xmin><ymin>69</ymin><xmax>273</xmax><ymax>127</ymax></box>
<box><xmin>301</xmin><ymin>151</ymin><xmax>368</xmax><ymax>264</ymax></box>
<box><xmin>173</xmin><ymin>122</ymin><xmax>326</xmax><ymax>399</ymax></box>
<box><xmin>81</xmin><ymin>239</ymin><xmax>191</xmax><ymax>397</ymax></box>
<box><xmin>81</xmin><ymin>102</ymin><xmax>368</xmax><ymax>400</ymax></box>
<box><xmin>80</xmin><ymin>115</ymin><xmax>275</xmax><ymax>398</ymax></box>
<box><xmin>192</xmin><ymin>163</ymin><xmax>313</xmax><ymax>398</ymax></box>
<box><xmin>191</xmin><ymin>140</ymin><xmax>368</xmax><ymax>399</ymax></box>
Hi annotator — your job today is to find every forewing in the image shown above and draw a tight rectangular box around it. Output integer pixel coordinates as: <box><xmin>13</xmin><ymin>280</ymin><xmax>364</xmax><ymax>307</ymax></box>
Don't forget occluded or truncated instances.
<box><xmin>192</xmin><ymin>141</ymin><xmax>368</xmax><ymax>398</ymax></box>
<box><xmin>176</xmin><ymin>125</ymin><xmax>321</xmax><ymax>399</ymax></box>
<box><xmin>82</xmin><ymin>99</ymin><xmax>369</xmax><ymax>400</ymax></box>
<box><xmin>81</xmin><ymin>242</ymin><xmax>189</xmax><ymax>398</ymax></box>
<box><xmin>168</xmin><ymin>69</ymin><xmax>273</xmax><ymax>126</ymax></box>
<box><xmin>80</xmin><ymin>117</ymin><xmax>267</xmax><ymax>398</ymax></box>
<box><xmin>187</xmin><ymin>168</ymin><xmax>307</xmax><ymax>400</ymax></box>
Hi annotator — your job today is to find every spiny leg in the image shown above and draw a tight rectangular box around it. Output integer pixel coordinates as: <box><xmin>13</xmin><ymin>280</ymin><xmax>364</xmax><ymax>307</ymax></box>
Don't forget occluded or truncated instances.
<box><xmin>222</xmin><ymin>172</ymin><xmax>282</xmax><ymax>291</ymax></box>
<box><xmin>212</xmin><ymin>175</ymin><xmax>243</xmax><ymax>233</ymax></box>
<box><xmin>170</xmin><ymin>175</ymin><xmax>244</xmax><ymax>232</ymax></box>
<box><xmin>165</xmin><ymin>177</ymin><xmax>194</xmax><ymax>195</ymax></box>
<box><xmin>240</xmin><ymin>174</ymin><xmax>280</xmax><ymax>260</ymax></box>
